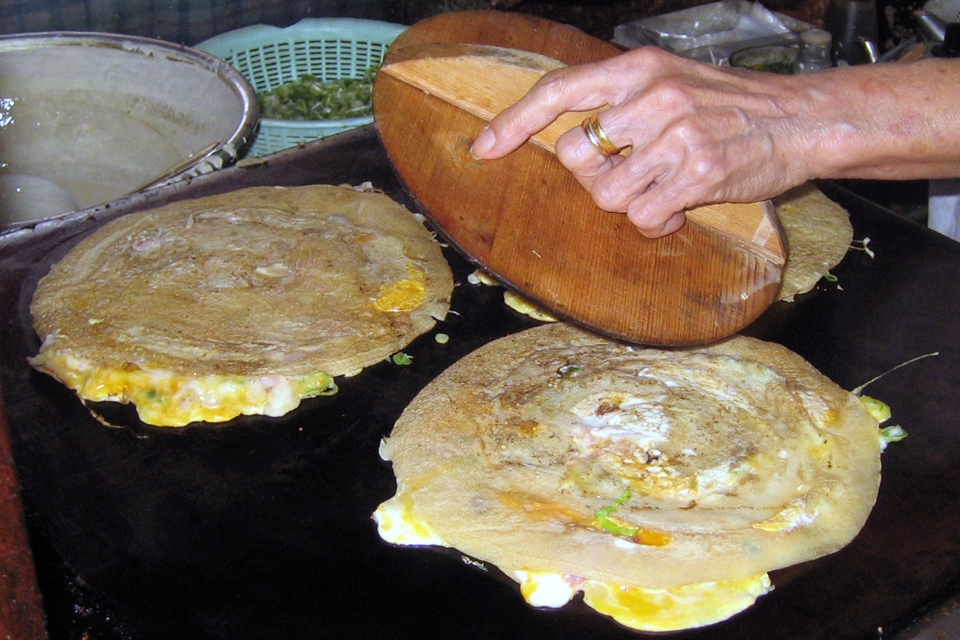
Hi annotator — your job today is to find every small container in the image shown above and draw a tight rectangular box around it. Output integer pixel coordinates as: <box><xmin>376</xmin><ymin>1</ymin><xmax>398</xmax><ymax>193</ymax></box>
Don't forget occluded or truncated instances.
<box><xmin>197</xmin><ymin>18</ymin><xmax>406</xmax><ymax>157</ymax></box>
<box><xmin>730</xmin><ymin>44</ymin><xmax>798</xmax><ymax>74</ymax></box>
<box><xmin>793</xmin><ymin>28</ymin><xmax>834</xmax><ymax>73</ymax></box>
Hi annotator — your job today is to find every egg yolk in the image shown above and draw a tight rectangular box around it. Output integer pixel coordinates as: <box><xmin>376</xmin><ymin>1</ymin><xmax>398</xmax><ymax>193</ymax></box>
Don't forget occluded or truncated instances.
<box><xmin>374</xmin><ymin>263</ymin><xmax>427</xmax><ymax>312</ymax></box>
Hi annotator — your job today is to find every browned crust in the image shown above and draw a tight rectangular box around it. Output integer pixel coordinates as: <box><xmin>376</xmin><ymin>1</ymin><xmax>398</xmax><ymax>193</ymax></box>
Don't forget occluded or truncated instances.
<box><xmin>30</xmin><ymin>185</ymin><xmax>453</xmax><ymax>379</ymax></box>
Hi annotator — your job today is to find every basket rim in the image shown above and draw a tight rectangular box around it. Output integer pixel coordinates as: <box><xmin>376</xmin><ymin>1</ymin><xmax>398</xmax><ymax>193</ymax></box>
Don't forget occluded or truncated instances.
<box><xmin>258</xmin><ymin>114</ymin><xmax>374</xmax><ymax>128</ymax></box>
<box><xmin>195</xmin><ymin>18</ymin><xmax>407</xmax><ymax>56</ymax></box>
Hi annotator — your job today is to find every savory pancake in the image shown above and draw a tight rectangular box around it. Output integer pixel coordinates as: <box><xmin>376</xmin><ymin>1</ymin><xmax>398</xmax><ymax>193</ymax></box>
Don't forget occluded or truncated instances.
<box><xmin>774</xmin><ymin>184</ymin><xmax>854</xmax><ymax>302</ymax></box>
<box><xmin>29</xmin><ymin>184</ymin><xmax>453</xmax><ymax>427</ymax></box>
<box><xmin>374</xmin><ymin>323</ymin><xmax>889</xmax><ymax>631</ymax></box>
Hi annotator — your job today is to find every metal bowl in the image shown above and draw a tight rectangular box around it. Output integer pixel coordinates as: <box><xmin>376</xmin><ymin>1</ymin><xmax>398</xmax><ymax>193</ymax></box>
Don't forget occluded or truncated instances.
<box><xmin>0</xmin><ymin>32</ymin><xmax>258</xmax><ymax>228</ymax></box>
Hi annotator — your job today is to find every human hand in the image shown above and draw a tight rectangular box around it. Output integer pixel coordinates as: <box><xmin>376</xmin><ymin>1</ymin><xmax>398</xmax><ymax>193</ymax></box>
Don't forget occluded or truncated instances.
<box><xmin>469</xmin><ymin>46</ymin><xmax>814</xmax><ymax>237</ymax></box>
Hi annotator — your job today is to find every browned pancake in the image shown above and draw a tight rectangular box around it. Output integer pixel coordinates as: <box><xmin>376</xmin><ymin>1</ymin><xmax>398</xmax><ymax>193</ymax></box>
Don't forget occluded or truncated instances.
<box><xmin>375</xmin><ymin>322</ymin><xmax>886</xmax><ymax>631</ymax></box>
<box><xmin>30</xmin><ymin>184</ymin><xmax>453</xmax><ymax>426</ymax></box>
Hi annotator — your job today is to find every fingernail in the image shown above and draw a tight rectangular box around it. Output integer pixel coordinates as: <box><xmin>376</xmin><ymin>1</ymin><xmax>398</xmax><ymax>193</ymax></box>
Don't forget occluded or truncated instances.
<box><xmin>470</xmin><ymin>127</ymin><xmax>495</xmax><ymax>159</ymax></box>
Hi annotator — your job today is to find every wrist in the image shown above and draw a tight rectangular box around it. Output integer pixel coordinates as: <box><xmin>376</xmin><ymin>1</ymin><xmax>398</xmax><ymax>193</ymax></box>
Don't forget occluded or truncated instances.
<box><xmin>778</xmin><ymin>69</ymin><xmax>870</xmax><ymax>181</ymax></box>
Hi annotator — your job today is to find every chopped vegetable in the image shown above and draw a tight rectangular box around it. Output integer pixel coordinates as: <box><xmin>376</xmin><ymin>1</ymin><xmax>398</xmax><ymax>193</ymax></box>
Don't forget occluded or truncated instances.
<box><xmin>595</xmin><ymin>489</ymin><xmax>640</xmax><ymax>537</ymax></box>
<box><xmin>435</xmin><ymin>333</ymin><xmax>449</xmax><ymax>344</ymax></box>
<box><xmin>860</xmin><ymin>395</ymin><xmax>892</xmax><ymax>423</ymax></box>
<box><xmin>258</xmin><ymin>66</ymin><xmax>378</xmax><ymax>121</ymax></box>
<box><xmin>879</xmin><ymin>425</ymin><xmax>908</xmax><ymax>449</ymax></box>
<box><xmin>391</xmin><ymin>352</ymin><xmax>414</xmax><ymax>366</ymax></box>
<box><xmin>860</xmin><ymin>395</ymin><xmax>906</xmax><ymax>450</ymax></box>
<box><xmin>297</xmin><ymin>372</ymin><xmax>338</xmax><ymax>397</ymax></box>
<box><xmin>558</xmin><ymin>364</ymin><xmax>582</xmax><ymax>378</ymax></box>
<box><xmin>880</xmin><ymin>424</ymin><xmax>907</xmax><ymax>444</ymax></box>
<box><xmin>852</xmin><ymin>237</ymin><xmax>875</xmax><ymax>259</ymax></box>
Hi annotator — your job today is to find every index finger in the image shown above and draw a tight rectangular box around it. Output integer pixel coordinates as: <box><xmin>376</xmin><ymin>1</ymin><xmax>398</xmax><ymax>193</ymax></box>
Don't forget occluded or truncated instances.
<box><xmin>470</xmin><ymin>63</ymin><xmax>613</xmax><ymax>160</ymax></box>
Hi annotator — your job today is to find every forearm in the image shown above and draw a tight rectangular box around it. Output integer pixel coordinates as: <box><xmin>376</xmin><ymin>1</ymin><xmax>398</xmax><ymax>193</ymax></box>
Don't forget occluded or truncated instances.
<box><xmin>787</xmin><ymin>58</ymin><xmax>960</xmax><ymax>181</ymax></box>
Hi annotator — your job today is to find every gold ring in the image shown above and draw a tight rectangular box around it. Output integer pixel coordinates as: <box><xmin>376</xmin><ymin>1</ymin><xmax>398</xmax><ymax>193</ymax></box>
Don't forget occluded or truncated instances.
<box><xmin>582</xmin><ymin>113</ymin><xmax>622</xmax><ymax>156</ymax></box>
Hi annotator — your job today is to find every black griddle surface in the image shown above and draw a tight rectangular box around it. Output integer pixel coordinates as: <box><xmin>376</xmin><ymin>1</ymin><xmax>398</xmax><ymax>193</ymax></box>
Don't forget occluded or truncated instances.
<box><xmin>2</xmin><ymin>127</ymin><xmax>959</xmax><ymax>640</ymax></box>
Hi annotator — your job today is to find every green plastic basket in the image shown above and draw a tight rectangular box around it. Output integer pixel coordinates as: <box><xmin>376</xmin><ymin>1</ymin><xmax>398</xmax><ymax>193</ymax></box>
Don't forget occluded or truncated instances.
<box><xmin>197</xmin><ymin>18</ymin><xmax>406</xmax><ymax>157</ymax></box>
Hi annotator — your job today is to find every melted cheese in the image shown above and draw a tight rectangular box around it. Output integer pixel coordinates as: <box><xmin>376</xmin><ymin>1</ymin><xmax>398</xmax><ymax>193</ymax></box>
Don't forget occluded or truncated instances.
<box><xmin>30</xmin><ymin>341</ymin><xmax>336</xmax><ymax>427</ymax></box>
<box><xmin>466</xmin><ymin>269</ymin><xmax>498</xmax><ymax>286</ymax></box>
<box><xmin>513</xmin><ymin>570</ymin><xmax>577</xmax><ymax>608</ymax></box>
<box><xmin>513</xmin><ymin>569</ymin><xmax>771</xmax><ymax>632</ymax></box>
<box><xmin>752</xmin><ymin>497</ymin><xmax>817</xmax><ymax>532</ymax></box>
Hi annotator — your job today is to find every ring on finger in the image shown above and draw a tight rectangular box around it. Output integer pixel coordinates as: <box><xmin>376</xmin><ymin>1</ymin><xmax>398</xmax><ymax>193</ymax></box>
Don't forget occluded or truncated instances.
<box><xmin>581</xmin><ymin>113</ymin><xmax>623</xmax><ymax>157</ymax></box>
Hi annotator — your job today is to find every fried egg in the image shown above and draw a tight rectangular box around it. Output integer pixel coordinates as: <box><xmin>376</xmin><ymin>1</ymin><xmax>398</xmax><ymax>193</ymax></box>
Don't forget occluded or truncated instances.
<box><xmin>375</xmin><ymin>495</ymin><xmax>772</xmax><ymax>632</ymax></box>
<box><xmin>33</xmin><ymin>351</ymin><xmax>337</xmax><ymax>426</ymax></box>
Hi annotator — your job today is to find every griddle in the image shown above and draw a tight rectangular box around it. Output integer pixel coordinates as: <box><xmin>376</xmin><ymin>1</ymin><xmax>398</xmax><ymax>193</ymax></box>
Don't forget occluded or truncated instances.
<box><xmin>1</xmin><ymin>126</ymin><xmax>959</xmax><ymax>640</ymax></box>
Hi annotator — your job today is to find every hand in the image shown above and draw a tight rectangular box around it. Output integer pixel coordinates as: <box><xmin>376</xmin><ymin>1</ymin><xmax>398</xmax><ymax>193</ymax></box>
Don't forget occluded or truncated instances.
<box><xmin>470</xmin><ymin>47</ymin><xmax>814</xmax><ymax>237</ymax></box>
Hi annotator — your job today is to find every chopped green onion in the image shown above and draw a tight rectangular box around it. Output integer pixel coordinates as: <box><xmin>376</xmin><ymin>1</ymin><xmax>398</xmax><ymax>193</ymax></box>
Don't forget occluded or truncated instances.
<box><xmin>880</xmin><ymin>425</ymin><xmax>908</xmax><ymax>449</ymax></box>
<box><xmin>258</xmin><ymin>67</ymin><xmax>378</xmax><ymax>121</ymax></box>
<box><xmin>822</xmin><ymin>272</ymin><xmax>839</xmax><ymax>283</ymax></box>
<box><xmin>595</xmin><ymin>489</ymin><xmax>639</xmax><ymax>537</ymax></box>
<box><xmin>298</xmin><ymin>372</ymin><xmax>338</xmax><ymax>397</ymax></box>
<box><xmin>860</xmin><ymin>395</ymin><xmax>892</xmax><ymax>423</ymax></box>
<box><xmin>391</xmin><ymin>352</ymin><xmax>414</xmax><ymax>366</ymax></box>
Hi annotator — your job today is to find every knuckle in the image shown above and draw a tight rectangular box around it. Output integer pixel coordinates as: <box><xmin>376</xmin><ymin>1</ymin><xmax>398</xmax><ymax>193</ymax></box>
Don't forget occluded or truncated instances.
<box><xmin>555</xmin><ymin>134</ymin><xmax>599</xmax><ymax>173</ymax></box>
<box><xmin>626</xmin><ymin>45</ymin><xmax>670</xmax><ymax>68</ymax></box>
<box><xmin>625</xmin><ymin>202</ymin><xmax>667</xmax><ymax>237</ymax></box>
<box><xmin>589</xmin><ymin>165</ymin><xmax>637</xmax><ymax>212</ymax></box>
<box><xmin>649</xmin><ymin>78</ymin><xmax>695</xmax><ymax>110</ymax></box>
<box><xmin>533</xmin><ymin>68</ymin><xmax>575</xmax><ymax>108</ymax></box>
<box><xmin>688</xmin><ymin>155</ymin><xmax>720</xmax><ymax>183</ymax></box>
<box><xmin>671</xmin><ymin>116</ymin><xmax>708</xmax><ymax>141</ymax></box>
<box><xmin>592</xmin><ymin>182</ymin><xmax>623</xmax><ymax>212</ymax></box>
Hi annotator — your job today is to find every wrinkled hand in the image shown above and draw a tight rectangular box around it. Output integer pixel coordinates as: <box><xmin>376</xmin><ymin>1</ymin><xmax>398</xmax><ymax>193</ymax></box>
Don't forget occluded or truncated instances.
<box><xmin>470</xmin><ymin>47</ymin><xmax>814</xmax><ymax>237</ymax></box>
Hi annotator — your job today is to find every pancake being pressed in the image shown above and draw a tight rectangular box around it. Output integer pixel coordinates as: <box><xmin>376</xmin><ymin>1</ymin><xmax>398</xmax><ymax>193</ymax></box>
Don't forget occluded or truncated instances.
<box><xmin>470</xmin><ymin>183</ymin><xmax>853</xmax><ymax>322</ymax></box>
<box><xmin>29</xmin><ymin>184</ymin><xmax>453</xmax><ymax>427</ymax></box>
<box><xmin>774</xmin><ymin>183</ymin><xmax>854</xmax><ymax>301</ymax></box>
